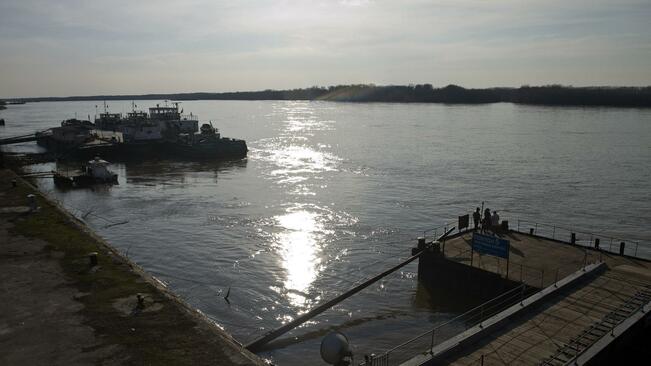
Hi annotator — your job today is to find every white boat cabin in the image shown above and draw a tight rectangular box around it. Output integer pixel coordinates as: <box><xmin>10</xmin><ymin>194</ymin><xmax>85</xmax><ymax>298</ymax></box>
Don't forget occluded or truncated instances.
<box><xmin>86</xmin><ymin>157</ymin><xmax>114</xmax><ymax>179</ymax></box>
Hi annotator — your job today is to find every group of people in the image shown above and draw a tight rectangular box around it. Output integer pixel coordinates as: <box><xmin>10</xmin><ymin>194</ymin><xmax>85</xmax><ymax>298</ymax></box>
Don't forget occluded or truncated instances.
<box><xmin>472</xmin><ymin>206</ymin><xmax>499</xmax><ymax>233</ymax></box>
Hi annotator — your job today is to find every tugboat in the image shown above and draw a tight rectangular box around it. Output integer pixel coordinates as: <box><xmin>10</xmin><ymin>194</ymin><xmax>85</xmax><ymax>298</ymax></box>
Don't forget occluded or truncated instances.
<box><xmin>166</xmin><ymin>122</ymin><xmax>248</xmax><ymax>160</ymax></box>
<box><xmin>53</xmin><ymin>157</ymin><xmax>118</xmax><ymax>188</ymax></box>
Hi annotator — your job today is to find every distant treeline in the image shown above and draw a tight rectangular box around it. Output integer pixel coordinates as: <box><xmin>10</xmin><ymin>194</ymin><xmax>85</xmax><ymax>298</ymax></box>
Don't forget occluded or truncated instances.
<box><xmin>0</xmin><ymin>100</ymin><xmax>6</xmax><ymax>110</ymax></box>
<box><xmin>5</xmin><ymin>84</ymin><xmax>651</xmax><ymax>107</ymax></box>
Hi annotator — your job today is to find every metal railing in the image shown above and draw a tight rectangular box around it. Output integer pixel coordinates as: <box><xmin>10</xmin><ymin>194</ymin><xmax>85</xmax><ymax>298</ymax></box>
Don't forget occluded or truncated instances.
<box><xmin>422</xmin><ymin>220</ymin><xmax>458</xmax><ymax>243</ymax></box>
<box><xmin>516</xmin><ymin>219</ymin><xmax>648</xmax><ymax>259</ymax></box>
<box><xmin>180</xmin><ymin>114</ymin><xmax>198</xmax><ymax>121</ymax></box>
<box><xmin>422</xmin><ymin>215</ymin><xmax>649</xmax><ymax>260</ymax></box>
<box><xmin>360</xmin><ymin>283</ymin><xmax>534</xmax><ymax>366</ymax></box>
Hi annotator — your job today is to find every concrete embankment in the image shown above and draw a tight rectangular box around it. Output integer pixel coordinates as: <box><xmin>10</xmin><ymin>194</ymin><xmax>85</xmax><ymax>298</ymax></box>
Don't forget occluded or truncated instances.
<box><xmin>0</xmin><ymin>167</ymin><xmax>265</xmax><ymax>366</ymax></box>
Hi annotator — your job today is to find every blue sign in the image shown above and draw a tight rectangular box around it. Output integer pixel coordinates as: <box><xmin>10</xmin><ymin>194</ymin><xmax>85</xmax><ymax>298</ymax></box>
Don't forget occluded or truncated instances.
<box><xmin>472</xmin><ymin>233</ymin><xmax>510</xmax><ymax>259</ymax></box>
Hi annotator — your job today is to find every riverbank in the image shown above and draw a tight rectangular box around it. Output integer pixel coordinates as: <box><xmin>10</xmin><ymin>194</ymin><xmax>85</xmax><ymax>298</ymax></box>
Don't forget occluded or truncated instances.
<box><xmin>0</xmin><ymin>167</ymin><xmax>265</xmax><ymax>365</ymax></box>
<box><xmin>7</xmin><ymin>84</ymin><xmax>651</xmax><ymax>108</ymax></box>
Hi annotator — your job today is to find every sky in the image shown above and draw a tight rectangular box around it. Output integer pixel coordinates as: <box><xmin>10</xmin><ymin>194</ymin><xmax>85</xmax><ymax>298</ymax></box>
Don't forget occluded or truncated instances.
<box><xmin>1</xmin><ymin>0</ymin><xmax>650</xmax><ymax>98</ymax></box>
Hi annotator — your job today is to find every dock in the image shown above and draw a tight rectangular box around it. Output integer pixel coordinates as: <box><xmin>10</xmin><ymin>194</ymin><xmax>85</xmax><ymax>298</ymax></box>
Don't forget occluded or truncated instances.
<box><xmin>363</xmin><ymin>226</ymin><xmax>651</xmax><ymax>366</ymax></box>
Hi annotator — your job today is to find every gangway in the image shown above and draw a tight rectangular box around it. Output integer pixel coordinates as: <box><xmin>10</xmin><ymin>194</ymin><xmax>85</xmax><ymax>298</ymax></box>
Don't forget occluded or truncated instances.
<box><xmin>245</xmin><ymin>227</ymin><xmax>456</xmax><ymax>352</ymax></box>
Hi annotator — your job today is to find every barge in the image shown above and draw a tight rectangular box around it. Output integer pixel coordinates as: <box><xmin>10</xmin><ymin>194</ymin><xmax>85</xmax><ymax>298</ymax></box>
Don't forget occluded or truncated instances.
<box><xmin>35</xmin><ymin>103</ymin><xmax>247</xmax><ymax>161</ymax></box>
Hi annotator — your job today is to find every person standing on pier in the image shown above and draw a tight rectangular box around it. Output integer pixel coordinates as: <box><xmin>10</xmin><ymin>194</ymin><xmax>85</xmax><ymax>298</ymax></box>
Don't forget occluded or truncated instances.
<box><xmin>491</xmin><ymin>210</ymin><xmax>500</xmax><ymax>231</ymax></box>
<box><xmin>473</xmin><ymin>207</ymin><xmax>481</xmax><ymax>231</ymax></box>
<box><xmin>483</xmin><ymin>207</ymin><xmax>491</xmax><ymax>232</ymax></box>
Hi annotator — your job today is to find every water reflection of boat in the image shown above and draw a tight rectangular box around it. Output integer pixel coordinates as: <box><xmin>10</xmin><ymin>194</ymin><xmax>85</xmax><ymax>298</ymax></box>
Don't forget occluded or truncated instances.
<box><xmin>53</xmin><ymin>157</ymin><xmax>118</xmax><ymax>188</ymax></box>
<box><xmin>121</xmin><ymin>158</ymin><xmax>247</xmax><ymax>185</ymax></box>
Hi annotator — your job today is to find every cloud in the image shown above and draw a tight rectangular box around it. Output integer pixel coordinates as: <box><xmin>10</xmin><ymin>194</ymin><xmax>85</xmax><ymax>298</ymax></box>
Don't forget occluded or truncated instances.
<box><xmin>1</xmin><ymin>0</ymin><xmax>650</xmax><ymax>97</ymax></box>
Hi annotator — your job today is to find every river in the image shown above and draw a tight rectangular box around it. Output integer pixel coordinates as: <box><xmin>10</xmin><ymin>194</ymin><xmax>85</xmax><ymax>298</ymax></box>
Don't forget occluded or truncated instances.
<box><xmin>1</xmin><ymin>100</ymin><xmax>650</xmax><ymax>364</ymax></box>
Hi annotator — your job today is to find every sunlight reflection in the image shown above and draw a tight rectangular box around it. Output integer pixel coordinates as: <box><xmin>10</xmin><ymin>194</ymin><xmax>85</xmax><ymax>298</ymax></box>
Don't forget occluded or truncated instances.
<box><xmin>275</xmin><ymin>208</ymin><xmax>324</xmax><ymax>308</ymax></box>
<box><xmin>269</xmin><ymin>145</ymin><xmax>340</xmax><ymax>178</ymax></box>
<box><xmin>263</xmin><ymin>102</ymin><xmax>344</xmax><ymax>309</ymax></box>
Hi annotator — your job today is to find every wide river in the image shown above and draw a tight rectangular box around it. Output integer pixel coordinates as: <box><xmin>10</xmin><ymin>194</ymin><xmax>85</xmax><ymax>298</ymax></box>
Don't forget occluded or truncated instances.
<box><xmin>1</xmin><ymin>101</ymin><xmax>650</xmax><ymax>364</ymax></box>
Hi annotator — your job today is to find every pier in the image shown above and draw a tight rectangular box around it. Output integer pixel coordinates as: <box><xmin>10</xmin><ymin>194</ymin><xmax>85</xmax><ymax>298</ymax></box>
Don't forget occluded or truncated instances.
<box><xmin>363</xmin><ymin>224</ymin><xmax>651</xmax><ymax>366</ymax></box>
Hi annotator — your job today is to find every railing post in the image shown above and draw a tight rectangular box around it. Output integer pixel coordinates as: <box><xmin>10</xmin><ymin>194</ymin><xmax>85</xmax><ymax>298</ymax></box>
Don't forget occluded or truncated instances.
<box><xmin>517</xmin><ymin>219</ymin><xmax>520</xmax><ymax>232</ymax></box>
<box><xmin>583</xmin><ymin>248</ymin><xmax>587</xmax><ymax>270</ymax></box>
<box><xmin>430</xmin><ymin>329</ymin><xmax>435</xmax><ymax>353</ymax></box>
<box><xmin>600</xmin><ymin>248</ymin><xmax>603</xmax><ymax>262</ymax></box>
<box><xmin>552</xmin><ymin>225</ymin><xmax>555</xmax><ymax>240</ymax></box>
<box><xmin>555</xmin><ymin>268</ymin><xmax>559</xmax><ymax>287</ymax></box>
<box><xmin>479</xmin><ymin>305</ymin><xmax>484</xmax><ymax>328</ymax></box>
<box><xmin>571</xmin><ymin>232</ymin><xmax>576</xmax><ymax>245</ymax></box>
<box><xmin>619</xmin><ymin>242</ymin><xmax>625</xmax><ymax>255</ymax></box>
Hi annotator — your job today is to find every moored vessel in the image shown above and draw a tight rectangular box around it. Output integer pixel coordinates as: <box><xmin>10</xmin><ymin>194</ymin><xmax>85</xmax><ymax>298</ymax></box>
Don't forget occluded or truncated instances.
<box><xmin>53</xmin><ymin>156</ymin><xmax>118</xmax><ymax>187</ymax></box>
<box><xmin>165</xmin><ymin>123</ymin><xmax>248</xmax><ymax>160</ymax></box>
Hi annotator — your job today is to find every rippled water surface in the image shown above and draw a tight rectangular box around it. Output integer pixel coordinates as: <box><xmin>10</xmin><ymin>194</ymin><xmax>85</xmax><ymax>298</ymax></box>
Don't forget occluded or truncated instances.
<box><xmin>2</xmin><ymin>101</ymin><xmax>650</xmax><ymax>364</ymax></box>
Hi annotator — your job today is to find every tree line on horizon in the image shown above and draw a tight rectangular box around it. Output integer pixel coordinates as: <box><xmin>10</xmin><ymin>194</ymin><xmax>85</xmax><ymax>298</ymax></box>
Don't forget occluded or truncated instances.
<box><xmin>6</xmin><ymin>84</ymin><xmax>651</xmax><ymax>108</ymax></box>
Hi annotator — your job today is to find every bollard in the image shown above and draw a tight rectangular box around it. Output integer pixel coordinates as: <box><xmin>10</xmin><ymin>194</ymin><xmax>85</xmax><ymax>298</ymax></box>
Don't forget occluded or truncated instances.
<box><xmin>136</xmin><ymin>293</ymin><xmax>145</xmax><ymax>309</ymax></box>
<box><xmin>571</xmin><ymin>233</ymin><xmax>576</xmax><ymax>245</ymax></box>
<box><xmin>417</xmin><ymin>237</ymin><xmax>426</xmax><ymax>250</ymax></box>
<box><xmin>88</xmin><ymin>252</ymin><xmax>98</xmax><ymax>266</ymax></box>
<box><xmin>27</xmin><ymin>194</ymin><xmax>37</xmax><ymax>212</ymax></box>
<box><xmin>594</xmin><ymin>238</ymin><xmax>600</xmax><ymax>250</ymax></box>
<box><xmin>619</xmin><ymin>242</ymin><xmax>625</xmax><ymax>256</ymax></box>
<box><xmin>529</xmin><ymin>228</ymin><xmax>534</xmax><ymax>235</ymax></box>
<box><xmin>11</xmin><ymin>179</ymin><xmax>17</xmax><ymax>188</ymax></box>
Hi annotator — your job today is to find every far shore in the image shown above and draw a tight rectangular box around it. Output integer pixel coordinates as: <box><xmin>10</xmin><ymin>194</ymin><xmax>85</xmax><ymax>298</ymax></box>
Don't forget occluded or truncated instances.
<box><xmin>3</xmin><ymin>84</ymin><xmax>651</xmax><ymax>108</ymax></box>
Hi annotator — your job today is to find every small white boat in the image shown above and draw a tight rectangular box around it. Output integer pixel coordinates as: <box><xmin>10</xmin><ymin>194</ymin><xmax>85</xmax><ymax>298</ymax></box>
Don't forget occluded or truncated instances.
<box><xmin>53</xmin><ymin>157</ymin><xmax>118</xmax><ymax>187</ymax></box>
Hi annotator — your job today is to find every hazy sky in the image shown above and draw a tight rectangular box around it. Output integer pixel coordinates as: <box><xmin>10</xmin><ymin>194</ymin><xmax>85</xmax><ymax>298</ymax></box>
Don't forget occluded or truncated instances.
<box><xmin>1</xmin><ymin>0</ymin><xmax>650</xmax><ymax>97</ymax></box>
